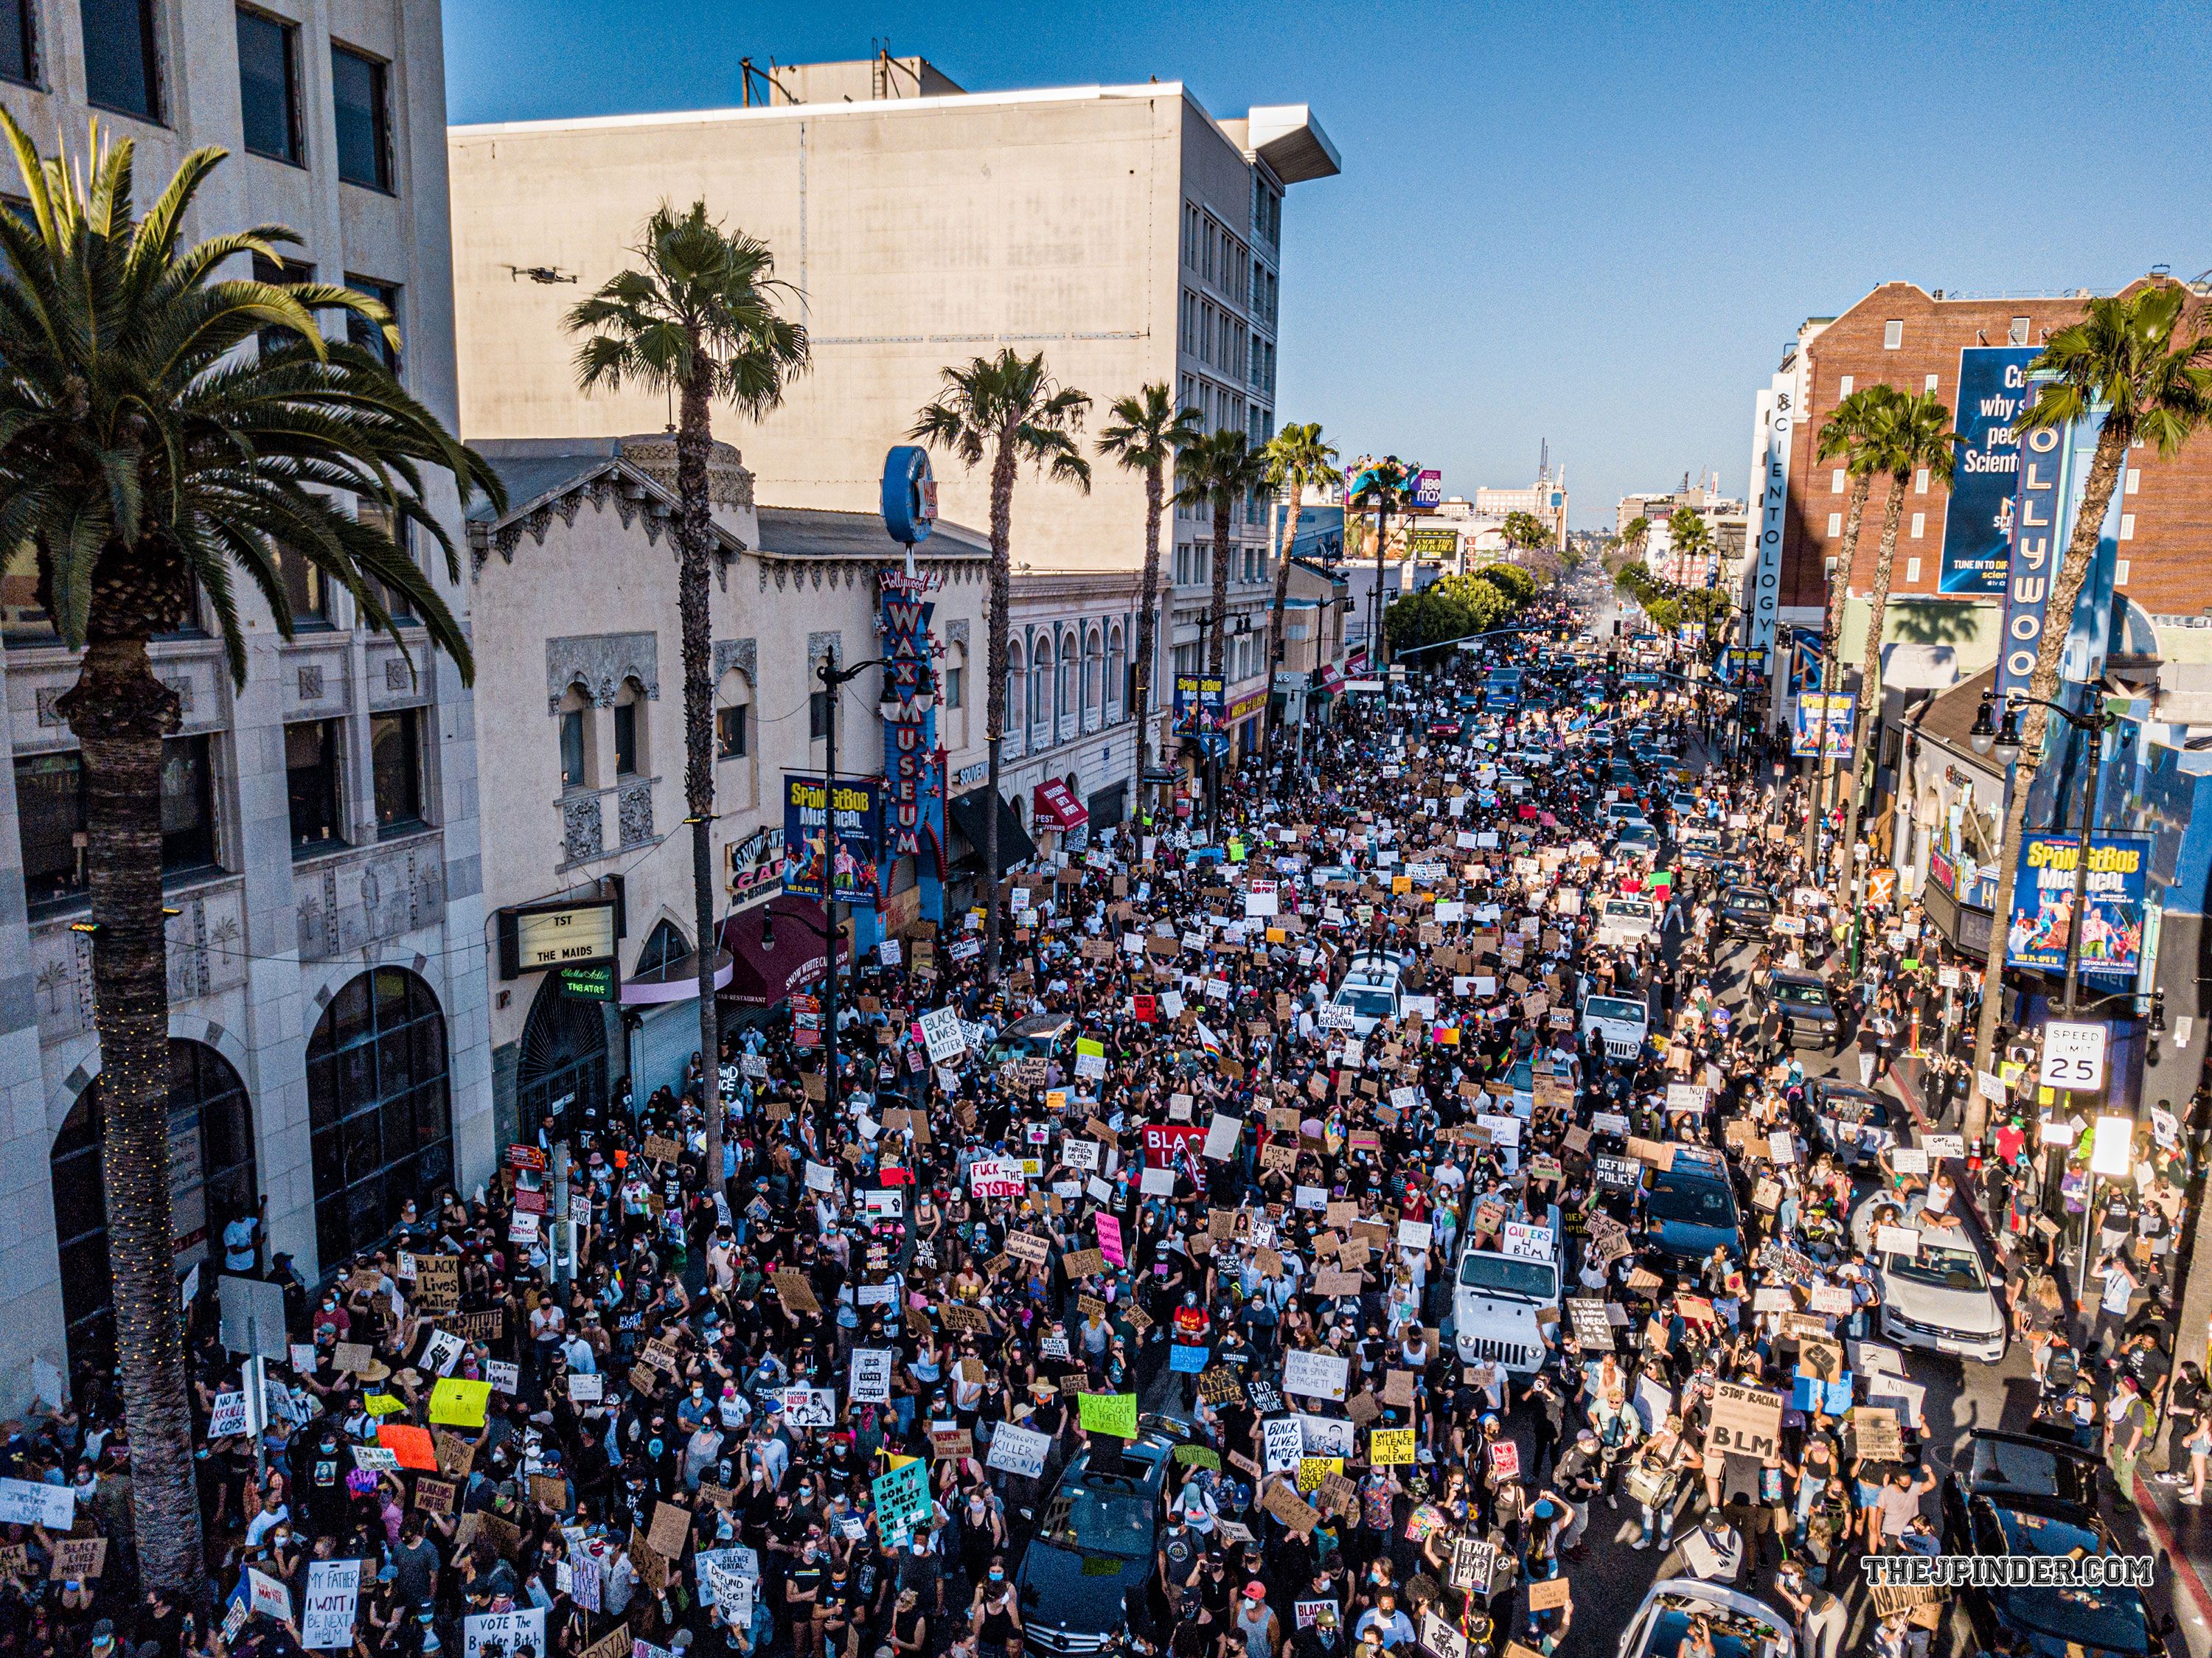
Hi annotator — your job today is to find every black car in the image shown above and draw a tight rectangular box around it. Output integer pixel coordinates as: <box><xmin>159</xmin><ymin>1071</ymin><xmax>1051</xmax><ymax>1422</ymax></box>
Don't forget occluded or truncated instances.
<box><xmin>1016</xmin><ymin>1435</ymin><xmax>1174</xmax><ymax>1654</ymax></box>
<box><xmin>1718</xmin><ymin>885</ymin><xmax>1775</xmax><ymax>938</ymax></box>
<box><xmin>1941</xmin><ymin>1430</ymin><xmax>2169</xmax><ymax>1658</ymax></box>
<box><xmin>1768</xmin><ymin>972</ymin><xmax>1840</xmax><ymax>1050</ymax></box>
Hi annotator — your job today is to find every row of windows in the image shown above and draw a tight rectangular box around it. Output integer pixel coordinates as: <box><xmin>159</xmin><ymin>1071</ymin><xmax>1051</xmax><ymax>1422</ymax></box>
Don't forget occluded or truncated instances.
<box><xmin>15</xmin><ymin>709</ymin><xmax>428</xmax><ymax>910</ymax></box>
<box><xmin>1002</xmin><ymin>630</ymin><xmax>1130</xmax><ymax>750</ymax></box>
<box><xmin>1181</xmin><ymin>288</ymin><xmax>1251</xmax><ymax>386</ymax></box>
<box><xmin>1251</xmin><ymin>175</ymin><xmax>1282</xmax><ymax>249</ymax></box>
<box><xmin>1178</xmin><ymin>374</ymin><xmax>1259</xmax><ymax>447</ymax></box>
<box><xmin>72</xmin><ymin>0</ymin><xmax>395</xmax><ymax>193</ymax></box>
<box><xmin>1169</xmin><ymin>627</ymin><xmax>1267</xmax><ymax>683</ymax></box>
<box><xmin>1181</xmin><ymin>200</ymin><xmax>1252</xmax><ymax>304</ymax></box>
<box><xmin>1251</xmin><ymin>261</ymin><xmax>1280</xmax><ymax>330</ymax></box>
<box><xmin>1172</xmin><ymin>544</ymin><xmax>1271</xmax><ymax>588</ymax></box>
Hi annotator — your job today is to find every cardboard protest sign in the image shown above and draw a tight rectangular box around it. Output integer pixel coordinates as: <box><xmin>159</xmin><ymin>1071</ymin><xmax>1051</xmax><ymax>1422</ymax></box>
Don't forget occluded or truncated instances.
<box><xmin>1707</xmin><ymin>1382</ymin><xmax>1785</xmax><ymax>1459</ymax></box>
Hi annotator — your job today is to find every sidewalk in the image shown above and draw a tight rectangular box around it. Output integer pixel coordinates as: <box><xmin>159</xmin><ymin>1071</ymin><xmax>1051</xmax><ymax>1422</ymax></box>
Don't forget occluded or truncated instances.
<box><xmin>1882</xmin><ymin>1054</ymin><xmax>2212</xmax><ymax>1658</ymax></box>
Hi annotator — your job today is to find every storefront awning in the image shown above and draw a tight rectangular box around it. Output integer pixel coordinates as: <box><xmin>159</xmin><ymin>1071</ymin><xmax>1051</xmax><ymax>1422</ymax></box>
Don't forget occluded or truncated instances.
<box><xmin>719</xmin><ymin>898</ymin><xmax>849</xmax><ymax>1007</ymax></box>
<box><xmin>1032</xmin><ymin>779</ymin><xmax>1089</xmax><ymax>832</ymax></box>
<box><xmin>947</xmin><ymin>786</ymin><xmax>1038</xmax><ymax>873</ymax></box>
<box><xmin>1317</xmin><ymin>663</ymin><xmax>1346</xmax><ymax>694</ymax></box>
<box><xmin>619</xmin><ymin>948</ymin><xmax>734</xmax><ymax>1006</ymax></box>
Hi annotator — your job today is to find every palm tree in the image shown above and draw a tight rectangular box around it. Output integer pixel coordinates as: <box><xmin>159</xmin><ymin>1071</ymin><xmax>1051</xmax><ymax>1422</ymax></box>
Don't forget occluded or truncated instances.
<box><xmin>911</xmin><ymin>350</ymin><xmax>1091</xmax><ymax>976</ymax></box>
<box><xmin>567</xmin><ymin>201</ymin><xmax>809</xmax><ymax>1188</ymax></box>
<box><xmin>1803</xmin><ymin>386</ymin><xmax>1898</xmax><ymax>883</ymax></box>
<box><xmin>1174</xmin><ymin>430</ymin><xmax>1271</xmax><ymax>823</ymax></box>
<box><xmin>1096</xmin><ymin>386</ymin><xmax>1201</xmax><ymax>826</ymax></box>
<box><xmin>0</xmin><ymin>116</ymin><xmax>501</xmax><ymax>1593</ymax></box>
<box><xmin>1500</xmin><ymin>510</ymin><xmax>1553</xmax><ymax>559</ymax></box>
<box><xmin>1666</xmin><ymin>509</ymin><xmax>1713</xmax><ymax>588</ymax></box>
<box><xmin>1618</xmin><ymin>514</ymin><xmax>1652</xmax><ymax>567</ymax></box>
<box><xmin>1259</xmin><ymin>422</ymin><xmax>1337</xmax><ymax>762</ymax></box>
<box><xmin>1969</xmin><ymin>282</ymin><xmax>2212</xmax><ymax>1131</ymax></box>
<box><xmin>1834</xmin><ymin>391</ymin><xmax>1958</xmax><ymax>919</ymax></box>
<box><xmin>1348</xmin><ymin>457</ymin><xmax>1416</xmax><ymax>665</ymax></box>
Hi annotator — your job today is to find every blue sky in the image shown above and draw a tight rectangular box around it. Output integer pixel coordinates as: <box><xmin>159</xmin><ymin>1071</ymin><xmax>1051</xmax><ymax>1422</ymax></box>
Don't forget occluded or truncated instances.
<box><xmin>445</xmin><ymin>1</ymin><xmax>2212</xmax><ymax>528</ymax></box>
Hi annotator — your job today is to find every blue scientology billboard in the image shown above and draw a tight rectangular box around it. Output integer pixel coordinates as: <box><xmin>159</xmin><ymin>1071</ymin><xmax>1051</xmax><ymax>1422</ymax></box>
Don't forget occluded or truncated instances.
<box><xmin>1937</xmin><ymin>345</ymin><xmax>2040</xmax><ymax>595</ymax></box>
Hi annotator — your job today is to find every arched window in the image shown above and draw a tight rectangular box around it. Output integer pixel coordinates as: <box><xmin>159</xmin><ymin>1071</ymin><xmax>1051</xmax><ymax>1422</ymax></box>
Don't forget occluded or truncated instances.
<box><xmin>1004</xmin><ymin>641</ymin><xmax>1025</xmax><ymax>753</ymax></box>
<box><xmin>1107</xmin><ymin>625</ymin><xmax>1127</xmax><ymax>720</ymax></box>
<box><xmin>636</xmin><ymin>919</ymin><xmax>689</xmax><ymax>978</ymax></box>
<box><xmin>51</xmin><ymin>1039</ymin><xmax>256</xmax><ymax>1376</ymax></box>
<box><xmin>1056</xmin><ymin>633</ymin><xmax>1075</xmax><ymax>736</ymax></box>
<box><xmin>612</xmin><ymin>676</ymin><xmax>646</xmax><ymax>777</ymax></box>
<box><xmin>1031</xmin><ymin>639</ymin><xmax>1052</xmax><ymax>744</ymax></box>
<box><xmin>1082</xmin><ymin>628</ymin><xmax>1102</xmax><ymax>728</ymax></box>
<box><xmin>307</xmin><ymin>968</ymin><xmax>452</xmax><ymax>1267</ymax></box>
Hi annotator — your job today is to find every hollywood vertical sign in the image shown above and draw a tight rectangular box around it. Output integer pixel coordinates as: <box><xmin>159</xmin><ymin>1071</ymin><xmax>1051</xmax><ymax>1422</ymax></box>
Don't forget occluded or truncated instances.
<box><xmin>878</xmin><ymin>569</ymin><xmax>947</xmax><ymax>921</ymax></box>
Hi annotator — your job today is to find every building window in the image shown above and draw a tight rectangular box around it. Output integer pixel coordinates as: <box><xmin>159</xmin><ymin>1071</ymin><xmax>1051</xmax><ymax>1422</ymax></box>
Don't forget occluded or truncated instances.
<box><xmin>331</xmin><ymin>43</ymin><xmax>392</xmax><ymax>189</ymax></box>
<box><xmin>942</xmin><ymin>666</ymin><xmax>963</xmax><ymax>710</ymax></box>
<box><xmin>2119</xmin><ymin>513</ymin><xmax>2136</xmax><ymax>542</ymax></box>
<box><xmin>1838</xmin><ymin>375</ymin><xmax>1854</xmax><ymax>397</ymax></box>
<box><xmin>2009</xmin><ymin>316</ymin><xmax>2031</xmax><ymax>346</ymax></box>
<box><xmin>277</xmin><ymin>544</ymin><xmax>332</xmax><ymax>627</ymax></box>
<box><xmin>716</xmin><ymin>703</ymin><xmax>748</xmax><ymax>760</ymax></box>
<box><xmin>344</xmin><ymin>276</ymin><xmax>400</xmax><ymax>375</ymax></box>
<box><xmin>251</xmin><ymin>253</ymin><xmax>315</xmax><ymax>357</ymax></box>
<box><xmin>1005</xmin><ymin>647</ymin><xmax>1025</xmax><ymax>739</ymax></box>
<box><xmin>235</xmin><ymin>7</ymin><xmax>302</xmax><ymax>164</ymax></box>
<box><xmin>559</xmin><ymin>707</ymin><xmax>588</xmax><ymax>790</ymax></box>
<box><xmin>807</xmin><ymin>686</ymin><xmax>831</xmax><ymax>742</ymax></box>
<box><xmin>1914</xmin><ymin>467</ymin><xmax>1930</xmax><ymax>495</ymax></box>
<box><xmin>2115</xmin><ymin>559</ymin><xmax>2131</xmax><ymax>587</ymax></box>
<box><xmin>1107</xmin><ymin>628</ymin><xmax>1127</xmax><ymax>717</ymax></box>
<box><xmin>83</xmin><ymin>0</ymin><xmax>159</xmax><ymax>119</ymax></box>
<box><xmin>1910</xmin><ymin>512</ymin><xmax>1924</xmax><ymax>540</ymax></box>
<box><xmin>371</xmin><ymin>708</ymin><xmax>422</xmax><ymax>833</ymax></box>
<box><xmin>1905</xmin><ymin>557</ymin><xmax>1921</xmax><ymax>585</ymax></box>
<box><xmin>18</xmin><ymin>735</ymin><xmax>218</xmax><ymax>908</ymax></box>
<box><xmin>1826</xmin><ymin>512</ymin><xmax>1843</xmax><ymax>537</ymax></box>
<box><xmin>286</xmin><ymin>718</ymin><xmax>346</xmax><ymax>851</ymax></box>
<box><xmin>1882</xmin><ymin>319</ymin><xmax>1903</xmax><ymax>349</ymax></box>
<box><xmin>51</xmin><ymin>1039</ymin><xmax>256</xmax><ymax>1376</ymax></box>
<box><xmin>613</xmin><ymin>685</ymin><xmax>641</xmax><ymax>776</ymax></box>
<box><xmin>0</xmin><ymin>0</ymin><xmax>34</xmax><ymax>86</ymax></box>
<box><xmin>1830</xmin><ymin>469</ymin><xmax>1845</xmax><ymax>494</ymax></box>
<box><xmin>307</xmin><ymin>968</ymin><xmax>452</xmax><ymax>1269</ymax></box>
<box><xmin>161</xmin><ymin>734</ymin><xmax>218</xmax><ymax>873</ymax></box>
<box><xmin>2125</xmin><ymin>467</ymin><xmax>2142</xmax><ymax>496</ymax></box>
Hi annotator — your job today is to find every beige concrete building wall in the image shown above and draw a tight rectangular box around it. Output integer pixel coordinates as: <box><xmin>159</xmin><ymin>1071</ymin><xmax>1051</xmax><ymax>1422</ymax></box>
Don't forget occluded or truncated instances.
<box><xmin>450</xmin><ymin>88</ymin><xmax>1198</xmax><ymax>574</ymax></box>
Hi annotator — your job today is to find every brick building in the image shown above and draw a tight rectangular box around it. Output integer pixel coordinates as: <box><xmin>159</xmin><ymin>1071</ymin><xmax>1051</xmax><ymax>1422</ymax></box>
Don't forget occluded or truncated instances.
<box><xmin>1773</xmin><ymin>279</ymin><xmax>2212</xmax><ymax>676</ymax></box>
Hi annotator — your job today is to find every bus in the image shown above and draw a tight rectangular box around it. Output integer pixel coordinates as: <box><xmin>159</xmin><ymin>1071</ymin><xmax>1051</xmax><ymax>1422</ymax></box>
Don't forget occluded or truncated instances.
<box><xmin>1482</xmin><ymin>665</ymin><xmax>1523</xmax><ymax>711</ymax></box>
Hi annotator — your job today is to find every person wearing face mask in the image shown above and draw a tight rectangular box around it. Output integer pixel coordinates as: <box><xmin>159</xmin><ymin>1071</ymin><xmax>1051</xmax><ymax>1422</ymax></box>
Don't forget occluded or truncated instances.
<box><xmin>1287</xmin><ymin>1602</ymin><xmax>1343</xmax><ymax>1658</ymax></box>
<box><xmin>967</xmin><ymin>1556</ymin><xmax>1020</xmax><ymax>1658</ymax></box>
<box><xmin>785</xmin><ymin>1530</ymin><xmax>827</xmax><ymax>1658</ymax></box>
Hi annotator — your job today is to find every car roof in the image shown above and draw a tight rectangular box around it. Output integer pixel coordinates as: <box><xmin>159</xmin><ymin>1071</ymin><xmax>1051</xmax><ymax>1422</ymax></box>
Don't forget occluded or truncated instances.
<box><xmin>1628</xmin><ymin>1579</ymin><xmax>1794</xmax><ymax>1638</ymax></box>
<box><xmin>1770</xmin><ymin>970</ymin><xmax>1825</xmax><ymax>986</ymax></box>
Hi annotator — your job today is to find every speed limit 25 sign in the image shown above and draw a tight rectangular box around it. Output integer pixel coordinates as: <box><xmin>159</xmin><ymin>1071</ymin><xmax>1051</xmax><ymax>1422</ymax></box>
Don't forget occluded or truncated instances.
<box><xmin>2039</xmin><ymin>1021</ymin><xmax>2109</xmax><ymax>1092</ymax></box>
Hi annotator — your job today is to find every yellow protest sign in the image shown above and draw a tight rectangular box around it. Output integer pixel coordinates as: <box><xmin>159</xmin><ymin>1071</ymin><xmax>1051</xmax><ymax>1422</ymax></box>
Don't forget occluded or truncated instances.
<box><xmin>363</xmin><ymin>1393</ymin><xmax>406</xmax><ymax>1416</ymax></box>
<box><xmin>428</xmin><ymin>1377</ymin><xmax>492</xmax><ymax>1428</ymax></box>
<box><xmin>1076</xmin><ymin>1392</ymin><xmax>1138</xmax><ymax>1439</ymax></box>
<box><xmin>1371</xmin><ymin>1428</ymin><xmax>1416</xmax><ymax>1466</ymax></box>
<box><xmin>1296</xmin><ymin>1456</ymin><xmax>1344</xmax><ymax>1491</ymax></box>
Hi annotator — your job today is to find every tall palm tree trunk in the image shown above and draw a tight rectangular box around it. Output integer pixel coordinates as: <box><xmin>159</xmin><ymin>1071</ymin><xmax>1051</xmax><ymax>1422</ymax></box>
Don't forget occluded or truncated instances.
<box><xmin>981</xmin><ymin>432</ymin><xmax>1018</xmax><ymax>979</ymax></box>
<box><xmin>1261</xmin><ymin>489</ymin><xmax>1293</xmax><ymax>768</ymax></box>
<box><xmin>1804</xmin><ymin>471</ymin><xmax>1872</xmax><ymax>883</ymax></box>
<box><xmin>675</xmin><ymin>369</ymin><xmax>722</xmax><ymax>1183</ymax></box>
<box><xmin>1835</xmin><ymin>477</ymin><xmax>1907</xmax><ymax>922</ymax></box>
<box><xmin>1968</xmin><ymin>428</ymin><xmax>2129</xmax><ymax>1133</ymax></box>
<box><xmin>1132</xmin><ymin>467</ymin><xmax>1164</xmax><ymax>826</ymax></box>
<box><xmin>58</xmin><ymin>635</ymin><xmax>203</xmax><ymax>1594</ymax></box>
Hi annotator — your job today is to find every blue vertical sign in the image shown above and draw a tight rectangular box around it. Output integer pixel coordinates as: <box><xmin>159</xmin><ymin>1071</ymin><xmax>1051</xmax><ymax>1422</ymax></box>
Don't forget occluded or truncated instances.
<box><xmin>877</xmin><ymin>569</ymin><xmax>946</xmax><ymax>926</ymax></box>
<box><xmin>1938</xmin><ymin>346</ymin><xmax>2039</xmax><ymax>594</ymax></box>
<box><xmin>1995</xmin><ymin>419</ymin><xmax>2067</xmax><ymax>708</ymax></box>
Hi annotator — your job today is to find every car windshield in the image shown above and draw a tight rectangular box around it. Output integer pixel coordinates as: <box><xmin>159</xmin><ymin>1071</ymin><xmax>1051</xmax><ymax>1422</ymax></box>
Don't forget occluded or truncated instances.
<box><xmin>1887</xmin><ymin>1236</ymin><xmax>1989</xmax><ymax>1290</ymax></box>
<box><xmin>1649</xmin><ymin>1177</ymin><xmax>1735</xmax><ymax>1226</ymax></box>
<box><xmin>1039</xmin><ymin>1483</ymin><xmax>1154</xmax><ymax>1558</ymax></box>
<box><xmin>1603</xmin><ymin>902</ymin><xmax>1655</xmax><ymax>922</ymax></box>
<box><xmin>1457</xmin><ymin>1251</ymin><xmax>1558</xmax><ymax>1300</ymax></box>
<box><xmin>1773</xmin><ymin>980</ymin><xmax>1828</xmax><ymax>1006</ymax></box>
<box><xmin>1342</xmin><ymin>987</ymin><xmax>1396</xmax><ymax>1017</ymax></box>
<box><xmin>1966</xmin><ymin>1436</ymin><xmax>2098</xmax><ymax>1510</ymax></box>
<box><xmin>1642</xmin><ymin>1600</ymin><xmax>1786</xmax><ymax>1658</ymax></box>
<box><xmin>1586</xmin><ymin>997</ymin><xmax>1646</xmax><ymax>1025</ymax></box>
<box><xmin>1726</xmin><ymin>889</ymin><xmax>1771</xmax><ymax>910</ymax></box>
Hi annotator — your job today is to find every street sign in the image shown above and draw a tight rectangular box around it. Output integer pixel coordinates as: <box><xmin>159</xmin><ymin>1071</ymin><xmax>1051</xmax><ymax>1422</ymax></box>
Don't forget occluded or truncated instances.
<box><xmin>2039</xmin><ymin>1021</ymin><xmax>2107</xmax><ymax>1093</ymax></box>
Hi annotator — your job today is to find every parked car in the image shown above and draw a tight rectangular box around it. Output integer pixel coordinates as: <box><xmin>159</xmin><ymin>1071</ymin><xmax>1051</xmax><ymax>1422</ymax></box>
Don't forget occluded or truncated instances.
<box><xmin>1768</xmin><ymin>972</ymin><xmax>1839</xmax><ymax>1049</ymax></box>
<box><xmin>1850</xmin><ymin>1193</ymin><xmax>2007</xmax><ymax>1362</ymax></box>
<box><xmin>1017</xmin><ymin>1434</ymin><xmax>1176</xmax><ymax>1654</ymax></box>
<box><xmin>1939</xmin><ymin>1429</ymin><xmax>2167</xmax><ymax>1658</ymax></box>
<box><xmin>1615</xmin><ymin>1578</ymin><xmax>1796</xmax><ymax>1658</ymax></box>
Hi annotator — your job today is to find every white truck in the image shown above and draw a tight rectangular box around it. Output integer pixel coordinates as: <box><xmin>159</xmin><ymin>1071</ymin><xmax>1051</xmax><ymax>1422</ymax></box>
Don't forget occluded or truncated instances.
<box><xmin>1580</xmin><ymin>992</ymin><xmax>1652</xmax><ymax>1063</ymax></box>
<box><xmin>1595</xmin><ymin>896</ymin><xmax>1657</xmax><ymax>950</ymax></box>
<box><xmin>1453</xmin><ymin>1231</ymin><xmax>1560</xmax><ymax>1376</ymax></box>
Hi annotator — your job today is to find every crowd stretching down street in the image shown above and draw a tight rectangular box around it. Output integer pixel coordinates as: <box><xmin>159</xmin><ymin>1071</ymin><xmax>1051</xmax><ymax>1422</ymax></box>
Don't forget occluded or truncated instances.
<box><xmin>1</xmin><ymin>568</ymin><xmax>2194</xmax><ymax>1658</ymax></box>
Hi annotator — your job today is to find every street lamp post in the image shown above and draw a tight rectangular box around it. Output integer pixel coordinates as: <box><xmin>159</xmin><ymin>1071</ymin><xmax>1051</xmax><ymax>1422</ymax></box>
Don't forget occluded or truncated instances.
<box><xmin>770</xmin><ymin>651</ymin><xmax>895</xmax><ymax>1132</ymax></box>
